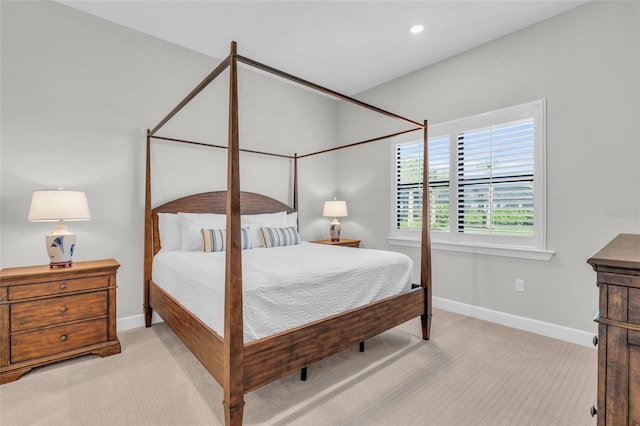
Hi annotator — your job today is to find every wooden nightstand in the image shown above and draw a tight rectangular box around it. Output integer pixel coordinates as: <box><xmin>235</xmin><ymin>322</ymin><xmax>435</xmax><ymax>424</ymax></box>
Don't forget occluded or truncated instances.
<box><xmin>310</xmin><ymin>238</ymin><xmax>361</xmax><ymax>248</ymax></box>
<box><xmin>0</xmin><ymin>259</ymin><xmax>121</xmax><ymax>384</ymax></box>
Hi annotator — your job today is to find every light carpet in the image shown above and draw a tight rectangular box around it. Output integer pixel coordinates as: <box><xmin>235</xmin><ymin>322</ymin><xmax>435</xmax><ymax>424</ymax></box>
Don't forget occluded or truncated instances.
<box><xmin>0</xmin><ymin>308</ymin><xmax>597</xmax><ymax>425</ymax></box>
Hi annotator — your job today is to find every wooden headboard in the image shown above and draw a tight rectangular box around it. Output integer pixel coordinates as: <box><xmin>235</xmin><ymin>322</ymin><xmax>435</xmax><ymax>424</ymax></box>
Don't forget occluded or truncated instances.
<box><xmin>151</xmin><ymin>191</ymin><xmax>295</xmax><ymax>255</ymax></box>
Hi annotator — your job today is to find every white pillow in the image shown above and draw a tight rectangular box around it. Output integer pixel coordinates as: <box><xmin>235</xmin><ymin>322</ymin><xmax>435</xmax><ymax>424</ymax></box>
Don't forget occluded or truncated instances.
<box><xmin>176</xmin><ymin>211</ymin><xmax>290</xmax><ymax>251</ymax></box>
<box><xmin>287</xmin><ymin>212</ymin><xmax>298</xmax><ymax>230</ymax></box>
<box><xmin>178</xmin><ymin>213</ymin><xmax>227</xmax><ymax>251</ymax></box>
<box><xmin>157</xmin><ymin>213</ymin><xmax>181</xmax><ymax>251</ymax></box>
<box><xmin>241</xmin><ymin>212</ymin><xmax>288</xmax><ymax>248</ymax></box>
<box><xmin>179</xmin><ymin>212</ymin><xmax>227</xmax><ymax>223</ymax></box>
<box><xmin>241</xmin><ymin>211</ymin><xmax>288</xmax><ymax>227</ymax></box>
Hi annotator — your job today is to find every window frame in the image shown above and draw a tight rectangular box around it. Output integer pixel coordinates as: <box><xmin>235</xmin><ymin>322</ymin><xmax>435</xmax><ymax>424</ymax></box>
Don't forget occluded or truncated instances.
<box><xmin>389</xmin><ymin>99</ymin><xmax>553</xmax><ymax>261</ymax></box>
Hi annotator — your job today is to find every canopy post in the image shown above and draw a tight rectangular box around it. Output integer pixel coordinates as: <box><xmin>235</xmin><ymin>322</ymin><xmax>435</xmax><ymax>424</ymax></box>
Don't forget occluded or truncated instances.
<box><xmin>143</xmin><ymin>130</ymin><xmax>153</xmax><ymax>327</ymax></box>
<box><xmin>222</xmin><ymin>40</ymin><xmax>245</xmax><ymax>426</ymax></box>
<box><xmin>420</xmin><ymin>119</ymin><xmax>432</xmax><ymax>340</ymax></box>
<box><xmin>293</xmin><ymin>153</ymin><xmax>299</xmax><ymax>212</ymax></box>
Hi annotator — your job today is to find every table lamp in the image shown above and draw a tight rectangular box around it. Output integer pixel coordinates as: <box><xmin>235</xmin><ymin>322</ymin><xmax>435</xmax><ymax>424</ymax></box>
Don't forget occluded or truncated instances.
<box><xmin>322</xmin><ymin>200</ymin><xmax>348</xmax><ymax>242</ymax></box>
<box><xmin>28</xmin><ymin>189</ymin><xmax>91</xmax><ymax>267</ymax></box>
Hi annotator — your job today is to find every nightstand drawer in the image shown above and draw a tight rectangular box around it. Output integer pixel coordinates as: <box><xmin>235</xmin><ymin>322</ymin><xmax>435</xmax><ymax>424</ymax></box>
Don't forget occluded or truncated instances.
<box><xmin>8</xmin><ymin>275</ymin><xmax>109</xmax><ymax>300</ymax></box>
<box><xmin>11</xmin><ymin>292</ymin><xmax>107</xmax><ymax>332</ymax></box>
<box><xmin>11</xmin><ymin>318</ymin><xmax>108</xmax><ymax>363</ymax></box>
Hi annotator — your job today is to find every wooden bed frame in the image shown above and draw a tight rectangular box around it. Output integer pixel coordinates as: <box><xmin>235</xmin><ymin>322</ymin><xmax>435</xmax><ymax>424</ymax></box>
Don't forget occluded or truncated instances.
<box><xmin>144</xmin><ymin>42</ymin><xmax>432</xmax><ymax>426</ymax></box>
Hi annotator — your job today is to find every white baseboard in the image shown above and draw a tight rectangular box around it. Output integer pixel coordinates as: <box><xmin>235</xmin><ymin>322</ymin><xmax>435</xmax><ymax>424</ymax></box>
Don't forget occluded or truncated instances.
<box><xmin>117</xmin><ymin>312</ymin><xmax>164</xmax><ymax>332</ymax></box>
<box><xmin>117</xmin><ymin>299</ymin><xmax>596</xmax><ymax>348</ymax></box>
<box><xmin>433</xmin><ymin>297</ymin><xmax>596</xmax><ymax>348</ymax></box>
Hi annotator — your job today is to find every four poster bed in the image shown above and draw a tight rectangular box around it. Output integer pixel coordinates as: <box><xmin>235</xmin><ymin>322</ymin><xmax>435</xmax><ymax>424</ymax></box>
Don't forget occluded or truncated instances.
<box><xmin>144</xmin><ymin>42</ymin><xmax>432</xmax><ymax>426</ymax></box>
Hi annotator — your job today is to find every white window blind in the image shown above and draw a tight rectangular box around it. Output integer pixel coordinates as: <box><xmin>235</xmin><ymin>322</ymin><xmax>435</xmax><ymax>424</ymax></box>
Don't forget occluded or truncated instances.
<box><xmin>395</xmin><ymin>140</ymin><xmax>423</xmax><ymax>231</ymax></box>
<box><xmin>456</xmin><ymin>119</ymin><xmax>535</xmax><ymax>237</ymax></box>
<box><xmin>395</xmin><ymin>135</ymin><xmax>450</xmax><ymax>232</ymax></box>
<box><xmin>392</xmin><ymin>99</ymin><xmax>546</xmax><ymax>254</ymax></box>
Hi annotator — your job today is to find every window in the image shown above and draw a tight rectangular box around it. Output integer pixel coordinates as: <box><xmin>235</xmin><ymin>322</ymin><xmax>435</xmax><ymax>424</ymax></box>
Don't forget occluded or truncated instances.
<box><xmin>390</xmin><ymin>100</ymin><xmax>550</xmax><ymax>260</ymax></box>
<box><xmin>396</xmin><ymin>134</ymin><xmax>449</xmax><ymax>232</ymax></box>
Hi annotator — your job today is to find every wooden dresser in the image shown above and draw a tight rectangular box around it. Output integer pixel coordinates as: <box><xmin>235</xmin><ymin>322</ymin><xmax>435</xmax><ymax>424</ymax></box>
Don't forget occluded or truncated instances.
<box><xmin>587</xmin><ymin>234</ymin><xmax>640</xmax><ymax>425</ymax></box>
<box><xmin>0</xmin><ymin>259</ymin><xmax>120</xmax><ymax>384</ymax></box>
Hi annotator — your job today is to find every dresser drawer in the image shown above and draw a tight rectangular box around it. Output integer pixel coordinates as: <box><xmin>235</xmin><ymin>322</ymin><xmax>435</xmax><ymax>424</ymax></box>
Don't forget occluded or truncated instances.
<box><xmin>10</xmin><ymin>292</ymin><xmax>107</xmax><ymax>332</ymax></box>
<box><xmin>598</xmin><ymin>271</ymin><xmax>640</xmax><ymax>289</ymax></box>
<box><xmin>10</xmin><ymin>318</ymin><xmax>108</xmax><ymax>363</ymax></box>
<box><xmin>8</xmin><ymin>275</ymin><xmax>109</xmax><ymax>300</ymax></box>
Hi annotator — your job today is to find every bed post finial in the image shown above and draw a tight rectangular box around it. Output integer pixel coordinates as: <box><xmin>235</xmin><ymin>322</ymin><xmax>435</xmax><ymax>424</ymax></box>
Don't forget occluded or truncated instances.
<box><xmin>420</xmin><ymin>119</ymin><xmax>432</xmax><ymax>341</ymax></box>
<box><xmin>231</xmin><ymin>40</ymin><xmax>237</xmax><ymax>54</ymax></box>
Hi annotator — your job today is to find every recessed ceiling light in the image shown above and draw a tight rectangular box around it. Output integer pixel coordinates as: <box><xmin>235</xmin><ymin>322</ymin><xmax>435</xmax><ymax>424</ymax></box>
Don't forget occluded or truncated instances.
<box><xmin>410</xmin><ymin>24</ymin><xmax>424</xmax><ymax>34</ymax></box>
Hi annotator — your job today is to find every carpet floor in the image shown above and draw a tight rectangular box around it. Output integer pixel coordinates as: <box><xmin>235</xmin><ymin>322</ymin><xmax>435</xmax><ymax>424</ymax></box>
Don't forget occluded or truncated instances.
<box><xmin>0</xmin><ymin>308</ymin><xmax>597</xmax><ymax>425</ymax></box>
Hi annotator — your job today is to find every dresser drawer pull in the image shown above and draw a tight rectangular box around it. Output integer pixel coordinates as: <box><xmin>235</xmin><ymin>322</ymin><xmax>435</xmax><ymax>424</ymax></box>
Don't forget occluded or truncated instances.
<box><xmin>59</xmin><ymin>335</ymin><xmax>67</xmax><ymax>342</ymax></box>
<box><xmin>595</xmin><ymin>317</ymin><xmax>640</xmax><ymax>332</ymax></box>
<box><xmin>590</xmin><ymin>405</ymin><xmax>597</xmax><ymax>417</ymax></box>
<box><xmin>60</xmin><ymin>283</ymin><xmax>67</xmax><ymax>290</ymax></box>
<box><xmin>60</xmin><ymin>306</ymin><xmax>67</xmax><ymax>313</ymax></box>
<box><xmin>592</xmin><ymin>335</ymin><xmax>598</xmax><ymax>346</ymax></box>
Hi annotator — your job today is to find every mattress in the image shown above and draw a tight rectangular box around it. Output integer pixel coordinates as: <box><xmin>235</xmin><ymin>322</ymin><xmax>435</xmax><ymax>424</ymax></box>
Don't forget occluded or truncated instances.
<box><xmin>152</xmin><ymin>242</ymin><xmax>413</xmax><ymax>342</ymax></box>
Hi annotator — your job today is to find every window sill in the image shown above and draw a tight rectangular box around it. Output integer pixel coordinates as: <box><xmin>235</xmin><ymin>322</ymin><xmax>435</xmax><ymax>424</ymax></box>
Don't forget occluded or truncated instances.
<box><xmin>386</xmin><ymin>236</ymin><xmax>554</xmax><ymax>261</ymax></box>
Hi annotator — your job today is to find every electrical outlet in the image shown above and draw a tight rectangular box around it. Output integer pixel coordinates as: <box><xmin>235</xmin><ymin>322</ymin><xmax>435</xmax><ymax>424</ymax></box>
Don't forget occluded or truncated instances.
<box><xmin>515</xmin><ymin>279</ymin><xmax>525</xmax><ymax>292</ymax></box>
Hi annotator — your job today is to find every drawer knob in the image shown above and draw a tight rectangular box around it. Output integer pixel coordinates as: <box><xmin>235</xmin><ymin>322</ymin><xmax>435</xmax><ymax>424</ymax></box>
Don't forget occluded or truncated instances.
<box><xmin>60</xmin><ymin>283</ymin><xmax>67</xmax><ymax>290</ymax></box>
<box><xmin>59</xmin><ymin>335</ymin><xmax>67</xmax><ymax>342</ymax></box>
<box><xmin>592</xmin><ymin>335</ymin><xmax>598</xmax><ymax>346</ymax></box>
<box><xmin>590</xmin><ymin>405</ymin><xmax>597</xmax><ymax>417</ymax></box>
<box><xmin>60</xmin><ymin>306</ymin><xmax>67</xmax><ymax>313</ymax></box>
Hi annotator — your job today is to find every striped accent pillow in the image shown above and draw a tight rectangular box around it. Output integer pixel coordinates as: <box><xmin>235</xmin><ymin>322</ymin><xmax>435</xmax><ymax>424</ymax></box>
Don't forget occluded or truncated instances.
<box><xmin>201</xmin><ymin>228</ymin><xmax>252</xmax><ymax>252</ymax></box>
<box><xmin>259</xmin><ymin>226</ymin><xmax>301</xmax><ymax>248</ymax></box>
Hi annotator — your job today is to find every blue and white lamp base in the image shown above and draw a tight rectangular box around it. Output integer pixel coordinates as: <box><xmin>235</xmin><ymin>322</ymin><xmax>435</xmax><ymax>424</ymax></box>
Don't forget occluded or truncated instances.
<box><xmin>329</xmin><ymin>219</ymin><xmax>342</xmax><ymax>242</ymax></box>
<box><xmin>45</xmin><ymin>224</ymin><xmax>76</xmax><ymax>267</ymax></box>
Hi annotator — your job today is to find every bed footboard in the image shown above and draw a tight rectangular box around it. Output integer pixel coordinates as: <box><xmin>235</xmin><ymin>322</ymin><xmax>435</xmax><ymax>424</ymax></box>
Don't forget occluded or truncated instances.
<box><xmin>150</xmin><ymin>281</ymin><xmax>426</xmax><ymax>394</ymax></box>
<box><xmin>243</xmin><ymin>287</ymin><xmax>425</xmax><ymax>392</ymax></box>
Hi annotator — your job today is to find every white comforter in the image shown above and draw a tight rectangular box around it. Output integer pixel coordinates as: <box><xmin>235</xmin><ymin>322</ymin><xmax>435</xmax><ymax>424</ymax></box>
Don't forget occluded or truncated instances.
<box><xmin>153</xmin><ymin>242</ymin><xmax>413</xmax><ymax>342</ymax></box>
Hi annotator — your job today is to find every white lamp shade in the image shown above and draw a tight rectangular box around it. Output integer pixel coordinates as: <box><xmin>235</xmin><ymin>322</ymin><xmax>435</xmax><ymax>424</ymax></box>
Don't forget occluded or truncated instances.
<box><xmin>28</xmin><ymin>190</ymin><xmax>91</xmax><ymax>222</ymax></box>
<box><xmin>322</xmin><ymin>200</ymin><xmax>348</xmax><ymax>218</ymax></box>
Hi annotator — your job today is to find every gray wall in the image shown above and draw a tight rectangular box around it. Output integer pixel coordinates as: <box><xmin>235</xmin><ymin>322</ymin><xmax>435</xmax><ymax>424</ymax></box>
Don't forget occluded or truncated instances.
<box><xmin>0</xmin><ymin>0</ymin><xmax>339</xmax><ymax>320</ymax></box>
<box><xmin>2</xmin><ymin>0</ymin><xmax>638</xmax><ymax>336</ymax></box>
<box><xmin>338</xmin><ymin>1</ymin><xmax>640</xmax><ymax>333</ymax></box>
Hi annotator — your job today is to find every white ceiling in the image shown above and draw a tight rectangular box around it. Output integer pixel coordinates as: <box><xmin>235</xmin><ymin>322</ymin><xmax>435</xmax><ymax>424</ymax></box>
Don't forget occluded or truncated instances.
<box><xmin>58</xmin><ymin>0</ymin><xmax>589</xmax><ymax>95</ymax></box>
